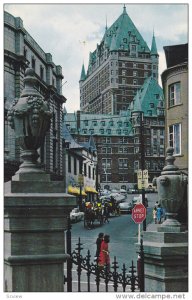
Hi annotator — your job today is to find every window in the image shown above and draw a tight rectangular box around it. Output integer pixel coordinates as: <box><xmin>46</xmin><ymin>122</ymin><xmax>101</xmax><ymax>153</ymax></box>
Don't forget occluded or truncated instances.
<box><xmin>102</xmin><ymin>159</ymin><xmax>112</xmax><ymax>169</ymax></box>
<box><xmin>133</xmin><ymin>71</ymin><xmax>137</xmax><ymax>77</ymax></box>
<box><xmin>169</xmin><ymin>82</ymin><xmax>181</xmax><ymax>107</ymax></box>
<box><xmin>102</xmin><ymin>174</ymin><xmax>111</xmax><ymax>182</ymax></box>
<box><xmin>40</xmin><ymin>66</ymin><xmax>44</xmax><ymax>80</ymax></box>
<box><xmin>101</xmin><ymin>121</ymin><xmax>105</xmax><ymax>126</ymax></box>
<box><xmin>119</xmin><ymin>159</ymin><xmax>128</xmax><ymax>168</ymax></box>
<box><xmin>74</xmin><ymin>158</ymin><xmax>77</xmax><ymax>175</ymax></box>
<box><xmin>133</xmin><ymin>79</ymin><xmax>137</xmax><ymax>85</ymax></box>
<box><xmin>134</xmin><ymin>147</ymin><xmax>139</xmax><ymax>154</ymax></box>
<box><xmin>122</xmin><ymin>70</ymin><xmax>126</xmax><ymax>76</ymax></box>
<box><xmin>24</xmin><ymin>47</ymin><xmax>27</xmax><ymax>59</ymax></box>
<box><xmin>122</xmin><ymin>78</ymin><xmax>126</xmax><ymax>84</ymax></box>
<box><xmin>107</xmin><ymin>147</ymin><xmax>112</xmax><ymax>154</ymax></box>
<box><xmin>134</xmin><ymin>161</ymin><xmax>139</xmax><ymax>170</ymax></box>
<box><xmin>31</xmin><ymin>57</ymin><xmax>36</xmax><ymax>70</ymax></box>
<box><xmin>84</xmin><ymin>163</ymin><xmax>87</xmax><ymax>176</ymax></box>
<box><xmin>131</xmin><ymin>45</ymin><xmax>136</xmax><ymax>51</ymax></box>
<box><xmin>168</xmin><ymin>124</ymin><xmax>181</xmax><ymax>155</ymax></box>
<box><xmin>84</xmin><ymin>120</ymin><xmax>88</xmax><ymax>126</ymax></box>
<box><xmin>92</xmin><ymin>120</ymin><xmax>97</xmax><ymax>126</ymax></box>
<box><xmin>68</xmin><ymin>155</ymin><xmax>71</xmax><ymax>173</ymax></box>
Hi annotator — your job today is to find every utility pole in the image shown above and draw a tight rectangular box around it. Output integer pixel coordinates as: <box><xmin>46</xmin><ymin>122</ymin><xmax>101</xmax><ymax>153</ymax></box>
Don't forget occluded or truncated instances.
<box><xmin>139</xmin><ymin>112</ymin><xmax>146</xmax><ymax>231</ymax></box>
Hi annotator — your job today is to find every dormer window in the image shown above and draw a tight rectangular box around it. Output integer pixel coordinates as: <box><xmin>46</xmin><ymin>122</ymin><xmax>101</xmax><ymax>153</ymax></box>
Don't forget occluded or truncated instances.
<box><xmin>84</xmin><ymin>120</ymin><xmax>88</xmax><ymax>126</ymax></box>
<box><xmin>101</xmin><ymin>120</ymin><xmax>105</xmax><ymax>126</ymax></box>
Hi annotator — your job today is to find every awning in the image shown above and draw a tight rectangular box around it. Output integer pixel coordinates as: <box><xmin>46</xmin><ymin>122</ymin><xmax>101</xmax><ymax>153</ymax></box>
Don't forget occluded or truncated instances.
<box><xmin>68</xmin><ymin>186</ymin><xmax>87</xmax><ymax>196</ymax></box>
<box><xmin>85</xmin><ymin>186</ymin><xmax>98</xmax><ymax>194</ymax></box>
<box><xmin>76</xmin><ymin>188</ymin><xmax>87</xmax><ymax>196</ymax></box>
<box><xmin>68</xmin><ymin>186</ymin><xmax>79</xmax><ymax>195</ymax></box>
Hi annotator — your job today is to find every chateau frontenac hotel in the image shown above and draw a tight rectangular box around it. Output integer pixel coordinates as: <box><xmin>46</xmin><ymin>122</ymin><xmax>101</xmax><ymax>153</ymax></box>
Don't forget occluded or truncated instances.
<box><xmin>65</xmin><ymin>5</ymin><xmax>165</xmax><ymax>191</ymax></box>
<box><xmin>79</xmin><ymin>5</ymin><xmax>159</xmax><ymax>115</ymax></box>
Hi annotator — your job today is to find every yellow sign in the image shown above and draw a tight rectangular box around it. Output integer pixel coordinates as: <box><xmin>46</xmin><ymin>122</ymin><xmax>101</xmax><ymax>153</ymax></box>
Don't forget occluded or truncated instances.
<box><xmin>137</xmin><ymin>170</ymin><xmax>148</xmax><ymax>189</ymax></box>
<box><xmin>142</xmin><ymin>170</ymin><xmax>148</xmax><ymax>179</ymax></box>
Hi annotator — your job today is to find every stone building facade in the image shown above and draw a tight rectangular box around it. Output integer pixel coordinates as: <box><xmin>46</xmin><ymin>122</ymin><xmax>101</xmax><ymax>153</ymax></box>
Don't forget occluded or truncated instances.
<box><xmin>161</xmin><ymin>43</ymin><xmax>188</xmax><ymax>173</ymax></box>
<box><xmin>4</xmin><ymin>11</ymin><xmax>66</xmax><ymax>180</ymax></box>
<box><xmin>79</xmin><ymin>6</ymin><xmax>159</xmax><ymax>115</ymax></box>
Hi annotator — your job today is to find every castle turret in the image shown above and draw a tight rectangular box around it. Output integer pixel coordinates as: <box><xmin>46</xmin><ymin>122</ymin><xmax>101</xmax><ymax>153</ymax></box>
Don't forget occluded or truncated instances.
<box><xmin>150</xmin><ymin>31</ymin><xmax>159</xmax><ymax>81</ymax></box>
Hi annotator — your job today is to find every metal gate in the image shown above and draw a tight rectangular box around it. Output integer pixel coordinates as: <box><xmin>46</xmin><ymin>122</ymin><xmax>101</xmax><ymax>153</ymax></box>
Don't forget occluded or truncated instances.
<box><xmin>64</xmin><ymin>218</ymin><xmax>144</xmax><ymax>292</ymax></box>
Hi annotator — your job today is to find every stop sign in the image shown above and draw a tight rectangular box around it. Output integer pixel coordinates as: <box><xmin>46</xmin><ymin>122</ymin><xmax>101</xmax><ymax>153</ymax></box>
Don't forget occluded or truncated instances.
<box><xmin>132</xmin><ymin>203</ymin><xmax>146</xmax><ymax>224</ymax></box>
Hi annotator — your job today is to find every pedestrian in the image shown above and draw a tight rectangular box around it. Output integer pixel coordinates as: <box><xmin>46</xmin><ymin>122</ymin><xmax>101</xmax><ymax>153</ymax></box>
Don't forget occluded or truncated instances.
<box><xmin>98</xmin><ymin>234</ymin><xmax>110</xmax><ymax>271</ymax></box>
<box><xmin>103</xmin><ymin>203</ymin><xmax>110</xmax><ymax>223</ymax></box>
<box><xmin>156</xmin><ymin>204</ymin><xmax>163</xmax><ymax>224</ymax></box>
<box><xmin>152</xmin><ymin>206</ymin><xmax>157</xmax><ymax>224</ymax></box>
<box><xmin>95</xmin><ymin>232</ymin><xmax>104</xmax><ymax>262</ymax></box>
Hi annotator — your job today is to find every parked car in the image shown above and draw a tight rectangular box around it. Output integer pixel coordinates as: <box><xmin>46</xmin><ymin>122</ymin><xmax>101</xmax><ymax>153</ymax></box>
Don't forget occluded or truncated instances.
<box><xmin>132</xmin><ymin>195</ymin><xmax>148</xmax><ymax>207</ymax></box>
<box><xmin>129</xmin><ymin>188</ymin><xmax>139</xmax><ymax>194</ymax></box>
<box><xmin>70</xmin><ymin>208</ymin><xmax>84</xmax><ymax>223</ymax></box>
<box><xmin>119</xmin><ymin>202</ymin><xmax>134</xmax><ymax>214</ymax></box>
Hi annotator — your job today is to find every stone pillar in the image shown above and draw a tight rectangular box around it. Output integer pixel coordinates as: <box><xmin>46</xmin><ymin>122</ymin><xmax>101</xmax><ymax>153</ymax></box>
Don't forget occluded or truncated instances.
<box><xmin>4</xmin><ymin>176</ymin><xmax>76</xmax><ymax>292</ymax></box>
<box><xmin>143</xmin><ymin>227</ymin><xmax>188</xmax><ymax>292</ymax></box>
<box><xmin>4</xmin><ymin>68</ymin><xmax>77</xmax><ymax>292</ymax></box>
<box><xmin>143</xmin><ymin>148</ymin><xmax>188</xmax><ymax>292</ymax></box>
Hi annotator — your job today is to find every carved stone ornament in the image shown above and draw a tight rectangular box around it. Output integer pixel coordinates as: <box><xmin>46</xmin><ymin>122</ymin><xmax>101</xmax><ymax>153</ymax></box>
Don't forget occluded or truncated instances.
<box><xmin>155</xmin><ymin>147</ymin><xmax>188</xmax><ymax>227</ymax></box>
<box><xmin>7</xmin><ymin>68</ymin><xmax>52</xmax><ymax>174</ymax></box>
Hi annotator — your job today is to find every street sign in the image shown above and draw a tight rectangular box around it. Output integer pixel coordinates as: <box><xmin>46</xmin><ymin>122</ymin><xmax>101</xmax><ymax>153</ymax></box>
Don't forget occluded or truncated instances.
<box><xmin>137</xmin><ymin>169</ymin><xmax>148</xmax><ymax>189</ymax></box>
<box><xmin>132</xmin><ymin>203</ymin><xmax>146</xmax><ymax>224</ymax></box>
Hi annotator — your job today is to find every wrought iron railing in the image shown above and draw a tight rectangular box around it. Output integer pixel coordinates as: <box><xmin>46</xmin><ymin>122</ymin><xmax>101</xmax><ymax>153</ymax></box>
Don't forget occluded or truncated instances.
<box><xmin>65</xmin><ymin>217</ymin><xmax>144</xmax><ymax>292</ymax></box>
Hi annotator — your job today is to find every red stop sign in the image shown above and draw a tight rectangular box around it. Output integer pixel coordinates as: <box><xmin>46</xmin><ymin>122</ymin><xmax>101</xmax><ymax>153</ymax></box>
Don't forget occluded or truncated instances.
<box><xmin>132</xmin><ymin>203</ymin><xmax>146</xmax><ymax>224</ymax></box>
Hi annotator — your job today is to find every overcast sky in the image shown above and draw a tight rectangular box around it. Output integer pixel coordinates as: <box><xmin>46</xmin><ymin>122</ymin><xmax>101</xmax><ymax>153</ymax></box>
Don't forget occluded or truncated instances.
<box><xmin>3</xmin><ymin>1</ymin><xmax>189</xmax><ymax>113</ymax></box>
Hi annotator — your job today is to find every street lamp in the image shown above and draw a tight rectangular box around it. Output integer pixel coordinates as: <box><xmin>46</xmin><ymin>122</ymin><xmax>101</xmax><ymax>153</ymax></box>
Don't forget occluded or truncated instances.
<box><xmin>139</xmin><ymin>111</ymin><xmax>147</xmax><ymax>231</ymax></box>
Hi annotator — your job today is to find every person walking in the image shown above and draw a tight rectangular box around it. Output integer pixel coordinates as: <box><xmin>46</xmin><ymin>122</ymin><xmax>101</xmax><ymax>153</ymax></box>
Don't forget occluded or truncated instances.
<box><xmin>156</xmin><ymin>204</ymin><xmax>163</xmax><ymax>224</ymax></box>
<box><xmin>152</xmin><ymin>206</ymin><xmax>157</xmax><ymax>224</ymax></box>
<box><xmin>95</xmin><ymin>232</ymin><xmax>104</xmax><ymax>262</ymax></box>
<box><xmin>98</xmin><ymin>234</ymin><xmax>110</xmax><ymax>271</ymax></box>
<box><xmin>103</xmin><ymin>202</ymin><xmax>110</xmax><ymax>223</ymax></box>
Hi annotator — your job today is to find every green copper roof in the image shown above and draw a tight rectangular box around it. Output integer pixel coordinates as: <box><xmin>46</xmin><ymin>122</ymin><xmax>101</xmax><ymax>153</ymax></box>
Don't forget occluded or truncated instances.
<box><xmin>151</xmin><ymin>32</ymin><xmax>158</xmax><ymax>55</ymax></box>
<box><xmin>64</xmin><ymin>111</ymin><xmax>134</xmax><ymax>137</ymax></box>
<box><xmin>102</xmin><ymin>5</ymin><xmax>150</xmax><ymax>53</ymax></box>
<box><xmin>80</xmin><ymin>63</ymin><xmax>86</xmax><ymax>81</ymax></box>
<box><xmin>131</xmin><ymin>76</ymin><xmax>164</xmax><ymax>116</ymax></box>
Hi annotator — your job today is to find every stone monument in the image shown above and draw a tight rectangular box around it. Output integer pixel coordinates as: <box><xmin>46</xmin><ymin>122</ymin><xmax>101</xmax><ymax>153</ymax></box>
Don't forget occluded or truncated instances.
<box><xmin>143</xmin><ymin>147</ymin><xmax>188</xmax><ymax>292</ymax></box>
<box><xmin>4</xmin><ymin>68</ymin><xmax>77</xmax><ymax>292</ymax></box>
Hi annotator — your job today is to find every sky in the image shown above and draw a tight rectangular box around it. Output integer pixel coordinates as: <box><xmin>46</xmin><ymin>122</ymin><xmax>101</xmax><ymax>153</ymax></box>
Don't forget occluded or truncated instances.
<box><xmin>2</xmin><ymin>1</ymin><xmax>189</xmax><ymax>114</ymax></box>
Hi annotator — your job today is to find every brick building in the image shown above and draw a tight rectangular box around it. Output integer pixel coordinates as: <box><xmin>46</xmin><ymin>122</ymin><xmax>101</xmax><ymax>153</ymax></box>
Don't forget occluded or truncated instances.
<box><xmin>4</xmin><ymin>11</ymin><xmax>66</xmax><ymax>180</ymax></box>
<box><xmin>64</xmin><ymin>76</ymin><xmax>165</xmax><ymax>191</ymax></box>
<box><xmin>79</xmin><ymin>5</ymin><xmax>159</xmax><ymax>115</ymax></box>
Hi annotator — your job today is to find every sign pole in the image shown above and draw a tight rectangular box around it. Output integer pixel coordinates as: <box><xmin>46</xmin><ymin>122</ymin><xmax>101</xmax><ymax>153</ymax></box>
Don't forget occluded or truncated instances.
<box><xmin>138</xmin><ymin>224</ymin><xmax>141</xmax><ymax>244</ymax></box>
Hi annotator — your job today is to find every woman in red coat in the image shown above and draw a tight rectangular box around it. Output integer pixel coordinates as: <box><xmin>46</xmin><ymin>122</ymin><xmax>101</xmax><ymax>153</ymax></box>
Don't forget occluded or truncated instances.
<box><xmin>98</xmin><ymin>234</ymin><xmax>110</xmax><ymax>270</ymax></box>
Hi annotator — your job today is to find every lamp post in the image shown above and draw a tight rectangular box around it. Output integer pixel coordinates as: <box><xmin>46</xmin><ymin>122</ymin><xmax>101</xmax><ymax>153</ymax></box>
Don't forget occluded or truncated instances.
<box><xmin>78</xmin><ymin>162</ymin><xmax>84</xmax><ymax>212</ymax></box>
<box><xmin>139</xmin><ymin>112</ymin><xmax>147</xmax><ymax>231</ymax></box>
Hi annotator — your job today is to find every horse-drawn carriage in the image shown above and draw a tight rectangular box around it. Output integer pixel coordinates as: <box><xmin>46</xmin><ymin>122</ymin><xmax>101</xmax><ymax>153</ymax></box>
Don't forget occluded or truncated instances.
<box><xmin>84</xmin><ymin>206</ymin><xmax>103</xmax><ymax>229</ymax></box>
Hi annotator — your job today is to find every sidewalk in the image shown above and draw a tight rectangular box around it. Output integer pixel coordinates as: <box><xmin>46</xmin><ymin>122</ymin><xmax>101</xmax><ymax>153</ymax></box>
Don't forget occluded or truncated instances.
<box><xmin>146</xmin><ymin>223</ymin><xmax>159</xmax><ymax>231</ymax></box>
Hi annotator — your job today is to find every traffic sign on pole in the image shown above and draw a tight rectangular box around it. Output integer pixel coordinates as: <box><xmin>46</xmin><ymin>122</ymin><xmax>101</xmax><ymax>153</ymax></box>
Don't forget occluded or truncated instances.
<box><xmin>132</xmin><ymin>203</ymin><xmax>146</xmax><ymax>224</ymax></box>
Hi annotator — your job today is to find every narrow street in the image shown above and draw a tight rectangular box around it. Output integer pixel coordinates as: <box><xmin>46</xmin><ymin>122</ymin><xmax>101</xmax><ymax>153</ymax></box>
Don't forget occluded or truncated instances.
<box><xmin>64</xmin><ymin>193</ymin><xmax>158</xmax><ymax>292</ymax></box>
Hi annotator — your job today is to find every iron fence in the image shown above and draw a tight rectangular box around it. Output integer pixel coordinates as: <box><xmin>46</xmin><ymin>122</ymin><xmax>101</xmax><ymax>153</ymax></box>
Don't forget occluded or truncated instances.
<box><xmin>64</xmin><ymin>217</ymin><xmax>144</xmax><ymax>292</ymax></box>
